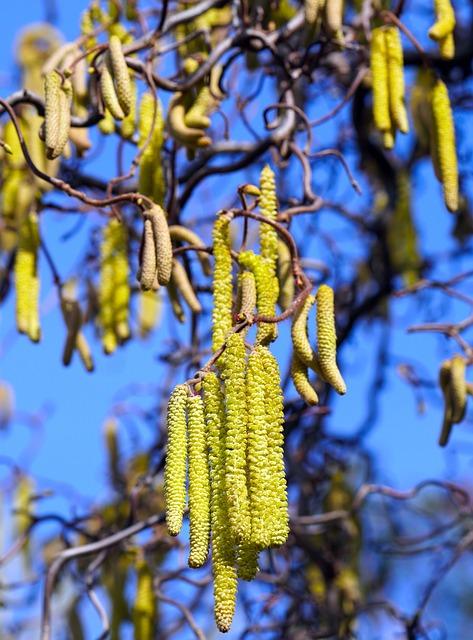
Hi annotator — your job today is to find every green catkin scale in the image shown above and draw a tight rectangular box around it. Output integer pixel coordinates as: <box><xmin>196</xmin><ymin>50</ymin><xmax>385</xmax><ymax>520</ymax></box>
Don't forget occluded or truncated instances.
<box><xmin>132</xmin><ymin>559</ymin><xmax>156</xmax><ymax>639</ymax></box>
<box><xmin>316</xmin><ymin>285</ymin><xmax>347</xmax><ymax>395</ymax></box>
<box><xmin>108</xmin><ymin>35</ymin><xmax>132</xmax><ymax>116</ymax></box>
<box><xmin>258</xmin><ymin>165</ymin><xmax>278</xmax><ymax>274</ymax></box>
<box><xmin>146</xmin><ymin>205</ymin><xmax>173</xmax><ymax>286</ymax></box>
<box><xmin>260</xmin><ymin>348</ymin><xmax>289</xmax><ymax>546</ymax></box>
<box><xmin>212</xmin><ymin>214</ymin><xmax>233</xmax><ymax>353</ymax></box>
<box><xmin>221</xmin><ymin>332</ymin><xmax>251</xmax><ymax>541</ymax></box>
<box><xmin>187</xmin><ymin>394</ymin><xmax>211</xmax><ymax>568</ymax></box>
<box><xmin>171</xmin><ymin>258</ymin><xmax>202</xmax><ymax>314</ymax></box>
<box><xmin>277</xmin><ymin>239</ymin><xmax>295</xmax><ymax>310</ymax></box>
<box><xmin>164</xmin><ymin>384</ymin><xmax>188</xmax><ymax>536</ymax></box>
<box><xmin>291</xmin><ymin>294</ymin><xmax>321</xmax><ymax>374</ymax></box>
<box><xmin>291</xmin><ymin>354</ymin><xmax>319</xmax><ymax>405</ymax></box>
<box><xmin>202</xmin><ymin>373</ymin><xmax>237</xmax><ymax>633</ymax></box>
<box><xmin>238</xmin><ymin>250</ymin><xmax>278</xmax><ymax>345</ymax></box>
<box><xmin>431</xmin><ymin>79</ymin><xmax>458</xmax><ymax>212</ymax></box>
<box><xmin>246</xmin><ymin>347</ymin><xmax>271</xmax><ymax>548</ymax></box>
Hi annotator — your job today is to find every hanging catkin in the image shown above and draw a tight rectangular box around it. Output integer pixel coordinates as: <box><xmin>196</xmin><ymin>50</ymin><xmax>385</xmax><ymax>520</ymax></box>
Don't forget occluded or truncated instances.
<box><xmin>316</xmin><ymin>285</ymin><xmax>346</xmax><ymax>395</ymax></box>
<box><xmin>259</xmin><ymin>164</ymin><xmax>278</xmax><ymax>275</ymax></box>
<box><xmin>15</xmin><ymin>211</ymin><xmax>40</xmax><ymax>342</ymax></box>
<box><xmin>370</xmin><ymin>27</ymin><xmax>391</xmax><ymax>134</ymax></box>
<box><xmin>202</xmin><ymin>372</ymin><xmax>237</xmax><ymax>634</ymax></box>
<box><xmin>137</xmin><ymin>93</ymin><xmax>165</xmax><ymax>204</ymax></box>
<box><xmin>449</xmin><ymin>355</ymin><xmax>467</xmax><ymax>423</ymax></box>
<box><xmin>164</xmin><ymin>384</ymin><xmax>188</xmax><ymax>536</ymax></box>
<box><xmin>431</xmin><ymin>79</ymin><xmax>458</xmax><ymax>212</ymax></box>
<box><xmin>187</xmin><ymin>394</ymin><xmax>211</xmax><ymax>567</ymax></box>
<box><xmin>145</xmin><ymin>205</ymin><xmax>173</xmax><ymax>286</ymax></box>
<box><xmin>385</xmin><ymin>26</ymin><xmax>409</xmax><ymax>134</ymax></box>
<box><xmin>236</xmin><ymin>270</ymin><xmax>257</xmax><ymax>322</ymax></box>
<box><xmin>291</xmin><ymin>294</ymin><xmax>321</xmax><ymax>374</ymax></box>
<box><xmin>169</xmin><ymin>225</ymin><xmax>212</xmax><ymax>276</ymax></box>
<box><xmin>139</xmin><ymin>218</ymin><xmax>157</xmax><ymax>291</ymax></box>
<box><xmin>221</xmin><ymin>332</ymin><xmax>251</xmax><ymax>541</ymax></box>
<box><xmin>108</xmin><ymin>35</ymin><xmax>132</xmax><ymax>116</ymax></box>
<box><xmin>170</xmin><ymin>259</ymin><xmax>202</xmax><ymax>314</ymax></box>
<box><xmin>238</xmin><ymin>250</ymin><xmax>278</xmax><ymax>345</ymax></box>
<box><xmin>429</xmin><ymin>0</ymin><xmax>455</xmax><ymax>59</ymax></box>
<box><xmin>132</xmin><ymin>558</ymin><xmax>156</xmax><ymax>640</ymax></box>
<box><xmin>260</xmin><ymin>347</ymin><xmax>289</xmax><ymax>546</ymax></box>
<box><xmin>277</xmin><ymin>238</ymin><xmax>295</xmax><ymax>310</ymax></box>
<box><xmin>100</xmin><ymin>61</ymin><xmax>125</xmax><ymax>120</ymax></box>
<box><xmin>212</xmin><ymin>213</ymin><xmax>233</xmax><ymax>353</ymax></box>
<box><xmin>305</xmin><ymin>0</ymin><xmax>321</xmax><ymax>25</ymax></box>
<box><xmin>113</xmin><ymin>220</ymin><xmax>131</xmax><ymax>342</ymax></box>
<box><xmin>291</xmin><ymin>354</ymin><xmax>319</xmax><ymax>405</ymax></box>
<box><xmin>99</xmin><ymin>219</ymin><xmax>118</xmax><ymax>354</ymax></box>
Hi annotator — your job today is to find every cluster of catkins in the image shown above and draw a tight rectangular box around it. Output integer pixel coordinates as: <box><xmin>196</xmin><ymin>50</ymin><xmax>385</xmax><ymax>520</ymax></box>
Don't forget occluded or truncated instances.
<box><xmin>163</xmin><ymin>166</ymin><xmax>347</xmax><ymax>632</ymax></box>
<box><xmin>369</xmin><ymin>7</ymin><xmax>458</xmax><ymax>212</ymax></box>
<box><xmin>438</xmin><ymin>355</ymin><xmax>473</xmax><ymax>447</ymax></box>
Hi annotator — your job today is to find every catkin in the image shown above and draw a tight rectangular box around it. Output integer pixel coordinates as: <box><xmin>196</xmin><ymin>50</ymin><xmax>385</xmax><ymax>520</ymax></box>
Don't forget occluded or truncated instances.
<box><xmin>212</xmin><ymin>213</ymin><xmax>233</xmax><ymax>353</ymax></box>
<box><xmin>44</xmin><ymin>70</ymin><xmax>62</xmax><ymax>159</ymax></box>
<box><xmin>132</xmin><ymin>559</ymin><xmax>156</xmax><ymax>640</ymax></box>
<box><xmin>169</xmin><ymin>225</ymin><xmax>212</xmax><ymax>276</ymax></box>
<box><xmin>170</xmin><ymin>259</ymin><xmax>202</xmax><ymax>314</ymax></box>
<box><xmin>121</xmin><ymin>78</ymin><xmax>136</xmax><ymax>139</ymax></box>
<box><xmin>305</xmin><ymin>0</ymin><xmax>321</xmax><ymax>24</ymax></box>
<box><xmin>449</xmin><ymin>355</ymin><xmax>467</xmax><ymax>424</ymax></box>
<box><xmin>370</xmin><ymin>27</ymin><xmax>391</xmax><ymax>134</ymax></box>
<box><xmin>325</xmin><ymin>0</ymin><xmax>344</xmax><ymax>41</ymax></box>
<box><xmin>55</xmin><ymin>78</ymin><xmax>73</xmax><ymax>159</ymax></box>
<box><xmin>385</xmin><ymin>27</ymin><xmax>409</xmax><ymax>134</ymax></box>
<box><xmin>184</xmin><ymin>85</ymin><xmax>213</xmax><ymax>130</ymax></box>
<box><xmin>237</xmin><ymin>543</ymin><xmax>259</xmax><ymax>581</ymax></box>
<box><xmin>291</xmin><ymin>294</ymin><xmax>321</xmax><ymax>374</ymax></box>
<box><xmin>202</xmin><ymin>373</ymin><xmax>237</xmax><ymax>634</ymax></box>
<box><xmin>431</xmin><ymin>79</ymin><xmax>458</xmax><ymax>212</ymax></box>
<box><xmin>438</xmin><ymin>359</ymin><xmax>453</xmax><ymax>447</ymax></box>
<box><xmin>112</xmin><ymin>221</ymin><xmax>130</xmax><ymax>343</ymax></box>
<box><xmin>164</xmin><ymin>384</ymin><xmax>188</xmax><ymax>536</ymax></box>
<box><xmin>167</xmin><ymin>92</ymin><xmax>211</xmax><ymax>147</ymax></box>
<box><xmin>291</xmin><ymin>354</ymin><xmax>319</xmax><ymax>405</ymax></box>
<box><xmin>138</xmin><ymin>290</ymin><xmax>161</xmax><ymax>338</ymax></box>
<box><xmin>15</xmin><ymin>211</ymin><xmax>40</xmax><ymax>342</ymax></box>
<box><xmin>429</xmin><ymin>0</ymin><xmax>455</xmax><ymax>59</ymax></box>
<box><xmin>238</xmin><ymin>250</ymin><xmax>279</xmax><ymax>345</ymax></box>
<box><xmin>277</xmin><ymin>238</ymin><xmax>295</xmax><ymax>310</ymax></box>
<box><xmin>236</xmin><ymin>270</ymin><xmax>257</xmax><ymax>322</ymax></box>
<box><xmin>316</xmin><ymin>285</ymin><xmax>346</xmax><ymax>395</ymax></box>
<box><xmin>146</xmin><ymin>205</ymin><xmax>173</xmax><ymax>286</ymax></box>
<box><xmin>108</xmin><ymin>35</ymin><xmax>132</xmax><ymax>116</ymax></box>
<box><xmin>260</xmin><ymin>348</ymin><xmax>289</xmax><ymax>547</ymax></box>
<box><xmin>187</xmin><ymin>394</ymin><xmax>211</xmax><ymax>567</ymax></box>
<box><xmin>246</xmin><ymin>347</ymin><xmax>271</xmax><ymax>548</ymax></box>
<box><xmin>99</xmin><ymin>220</ymin><xmax>118</xmax><ymax>354</ymax></box>
<box><xmin>221</xmin><ymin>332</ymin><xmax>251</xmax><ymax>541</ymax></box>
<box><xmin>439</xmin><ymin>32</ymin><xmax>455</xmax><ymax>59</ymax></box>
<box><xmin>137</xmin><ymin>92</ymin><xmax>165</xmax><ymax>204</ymax></box>
<box><xmin>259</xmin><ymin>165</ymin><xmax>278</xmax><ymax>275</ymax></box>
<box><xmin>139</xmin><ymin>218</ymin><xmax>157</xmax><ymax>291</ymax></box>
<box><xmin>100</xmin><ymin>60</ymin><xmax>125</xmax><ymax>120</ymax></box>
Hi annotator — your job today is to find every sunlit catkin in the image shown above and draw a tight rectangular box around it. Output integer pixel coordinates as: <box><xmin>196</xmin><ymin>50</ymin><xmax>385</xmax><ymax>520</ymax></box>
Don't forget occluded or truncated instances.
<box><xmin>187</xmin><ymin>394</ymin><xmax>211</xmax><ymax>568</ymax></box>
<box><xmin>246</xmin><ymin>347</ymin><xmax>271</xmax><ymax>548</ymax></box>
<box><xmin>137</xmin><ymin>92</ymin><xmax>165</xmax><ymax>203</ymax></box>
<box><xmin>100</xmin><ymin>60</ymin><xmax>125</xmax><ymax>120</ymax></box>
<box><xmin>132</xmin><ymin>558</ymin><xmax>156</xmax><ymax>640</ymax></box>
<box><xmin>202</xmin><ymin>372</ymin><xmax>237</xmax><ymax>633</ymax></box>
<box><xmin>44</xmin><ymin>70</ymin><xmax>61</xmax><ymax>159</ymax></box>
<box><xmin>169</xmin><ymin>225</ymin><xmax>212</xmax><ymax>276</ymax></box>
<box><xmin>370</xmin><ymin>27</ymin><xmax>391</xmax><ymax>134</ymax></box>
<box><xmin>221</xmin><ymin>332</ymin><xmax>251</xmax><ymax>541</ymax></box>
<box><xmin>431</xmin><ymin>79</ymin><xmax>458</xmax><ymax>212</ymax></box>
<box><xmin>108</xmin><ymin>35</ymin><xmax>132</xmax><ymax>116</ymax></box>
<box><xmin>236</xmin><ymin>270</ymin><xmax>257</xmax><ymax>322</ymax></box>
<box><xmin>112</xmin><ymin>220</ymin><xmax>130</xmax><ymax>343</ymax></box>
<box><xmin>99</xmin><ymin>220</ymin><xmax>118</xmax><ymax>354</ymax></box>
<box><xmin>305</xmin><ymin>0</ymin><xmax>321</xmax><ymax>24</ymax></box>
<box><xmin>15</xmin><ymin>211</ymin><xmax>40</xmax><ymax>342</ymax></box>
<box><xmin>291</xmin><ymin>294</ymin><xmax>321</xmax><ymax>373</ymax></box>
<box><xmin>164</xmin><ymin>384</ymin><xmax>188</xmax><ymax>536</ymax></box>
<box><xmin>291</xmin><ymin>354</ymin><xmax>319</xmax><ymax>405</ymax></box>
<box><xmin>138</xmin><ymin>290</ymin><xmax>161</xmax><ymax>338</ymax></box>
<box><xmin>146</xmin><ymin>205</ymin><xmax>173</xmax><ymax>286</ymax></box>
<box><xmin>449</xmin><ymin>355</ymin><xmax>467</xmax><ymax>424</ymax></box>
<box><xmin>170</xmin><ymin>259</ymin><xmax>202</xmax><ymax>314</ymax></box>
<box><xmin>385</xmin><ymin>27</ymin><xmax>409</xmax><ymax>134</ymax></box>
<box><xmin>121</xmin><ymin>78</ymin><xmax>136</xmax><ymax>140</ymax></box>
<box><xmin>316</xmin><ymin>285</ymin><xmax>346</xmax><ymax>394</ymax></box>
<box><xmin>237</xmin><ymin>543</ymin><xmax>259</xmax><ymax>581</ymax></box>
<box><xmin>260</xmin><ymin>347</ymin><xmax>289</xmax><ymax>546</ymax></box>
<box><xmin>259</xmin><ymin>165</ymin><xmax>278</xmax><ymax>275</ymax></box>
<box><xmin>238</xmin><ymin>250</ymin><xmax>278</xmax><ymax>345</ymax></box>
<box><xmin>212</xmin><ymin>213</ymin><xmax>233</xmax><ymax>352</ymax></box>
<box><xmin>139</xmin><ymin>218</ymin><xmax>157</xmax><ymax>291</ymax></box>
<box><xmin>277</xmin><ymin>239</ymin><xmax>295</xmax><ymax>310</ymax></box>
<box><xmin>429</xmin><ymin>0</ymin><xmax>455</xmax><ymax>59</ymax></box>
<box><xmin>325</xmin><ymin>0</ymin><xmax>344</xmax><ymax>42</ymax></box>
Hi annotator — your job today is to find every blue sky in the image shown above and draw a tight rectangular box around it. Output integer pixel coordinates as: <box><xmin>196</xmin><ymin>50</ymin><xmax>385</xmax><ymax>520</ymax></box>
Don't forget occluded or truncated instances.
<box><xmin>1</xmin><ymin>1</ymin><xmax>472</xmax><ymax>638</ymax></box>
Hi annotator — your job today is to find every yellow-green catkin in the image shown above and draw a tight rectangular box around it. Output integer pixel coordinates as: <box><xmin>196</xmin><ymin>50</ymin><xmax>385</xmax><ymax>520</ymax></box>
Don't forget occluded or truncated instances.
<box><xmin>325</xmin><ymin>0</ymin><xmax>344</xmax><ymax>42</ymax></box>
<box><xmin>429</xmin><ymin>0</ymin><xmax>455</xmax><ymax>59</ymax></box>
<box><xmin>370</xmin><ymin>27</ymin><xmax>391</xmax><ymax>134</ymax></box>
<box><xmin>202</xmin><ymin>372</ymin><xmax>237</xmax><ymax>634</ymax></box>
<box><xmin>108</xmin><ymin>35</ymin><xmax>132</xmax><ymax>116</ymax></box>
<box><xmin>113</xmin><ymin>220</ymin><xmax>131</xmax><ymax>343</ymax></box>
<box><xmin>187</xmin><ymin>394</ymin><xmax>211</xmax><ymax>567</ymax></box>
<box><xmin>169</xmin><ymin>225</ymin><xmax>212</xmax><ymax>276</ymax></box>
<box><xmin>221</xmin><ymin>332</ymin><xmax>251</xmax><ymax>541</ymax></box>
<box><xmin>431</xmin><ymin>79</ymin><xmax>458</xmax><ymax>212</ymax></box>
<box><xmin>236</xmin><ymin>543</ymin><xmax>259</xmax><ymax>581</ymax></box>
<box><xmin>44</xmin><ymin>70</ymin><xmax>61</xmax><ymax>159</ymax></box>
<box><xmin>385</xmin><ymin>27</ymin><xmax>409</xmax><ymax>134</ymax></box>
<box><xmin>132</xmin><ymin>559</ymin><xmax>156</xmax><ymax>640</ymax></box>
<box><xmin>291</xmin><ymin>354</ymin><xmax>319</xmax><ymax>405</ymax></box>
<box><xmin>316</xmin><ymin>285</ymin><xmax>346</xmax><ymax>395</ymax></box>
<box><xmin>246</xmin><ymin>347</ymin><xmax>271</xmax><ymax>548</ymax></box>
<box><xmin>449</xmin><ymin>355</ymin><xmax>467</xmax><ymax>424</ymax></box>
<box><xmin>305</xmin><ymin>0</ymin><xmax>321</xmax><ymax>24</ymax></box>
<box><xmin>99</xmin><ymin>220</ymin><xmax>118</xmax><ymax>354</ymax></box>
<box><xmin>212</xmin><ymin>213</ymin><xmax>233</xmax><ymax>353</ymax></box>
<box><xmin>170</xmin><ymin>259</ymin><xmax>202</xmax><ymax>314</ymax></box>
<box><xmin>238</xmin><ymin>250</ymin><xmax>279</xmax><ymax>345</ymax></box>
<box><xmin>138</xmin><ymin>92</ymin><xmax>165</xmax><ymax>204</ymax></box>
<box><xmin>138</xmin><ymin>290</ymin><xmax>161</xmax><ymax>338</ymax></box>
<box><xmin>164</xmin><ymin>384</ymin><xmax>188</xmax><ymax>536</ymax></box>
<box><xmin>121</xmin><ymin>78</ymin><xmax>136</xmax><ymax>140</ymax></box>
<box><xmin>277</xmin><ymin>239</ymin><xmax>294</xmax><ymax>310</ymax></box>
<box><xmin>259</xmin><ymin>165</ymin><xmax>278</xmax><ymax>274</ymax></box>
<box><xmin>260</xmin><ymin>347</ymin><xmax>289</xmax><ymax>547</ymax></box>
<box><xmin>291</xmin><ymin>294</ymin><xmax>321</xmax><ymax>373</ymax></box>
<box><xmin>100</xmin><ymin>59</ymin><xmax>125</xmax><ymax>120</ymax></box>
<box><xmin>15</xmin><ymin>211</ymin><xmax>40</xmax><ymax>342</ymax></box>
<box><xmin>14</xmin><ymin>474</ymin><xmax>34</xmax><ymax>537</ymax></box>
<box><xmin>184</xmin><ymin>85</ymin><xmax>214</xmax><ymax>130</ymax></box>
